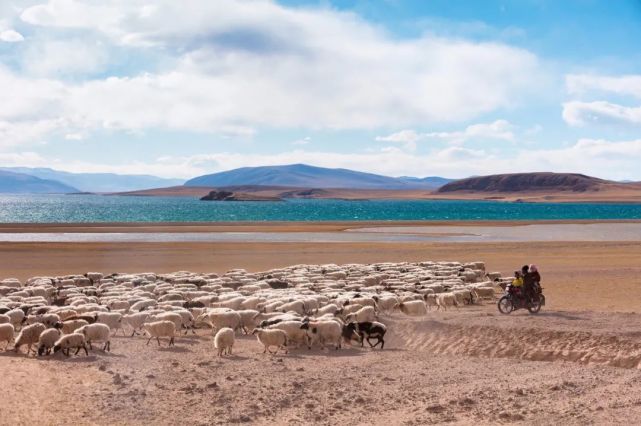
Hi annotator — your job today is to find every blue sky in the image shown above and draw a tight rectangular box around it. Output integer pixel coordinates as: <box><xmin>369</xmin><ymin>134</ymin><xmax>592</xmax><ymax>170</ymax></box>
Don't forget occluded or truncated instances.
<box><xmin>1</xmin><ymin>0</ymin><xmax>641</xmax><ymax>179</ymax></box>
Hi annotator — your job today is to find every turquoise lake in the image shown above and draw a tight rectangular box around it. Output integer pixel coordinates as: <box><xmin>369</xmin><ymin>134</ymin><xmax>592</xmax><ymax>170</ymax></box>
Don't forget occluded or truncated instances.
<box><xmin>0</xmin><ymin>194</ymin><xmax>640</xmax><ymax>222</ymax></box>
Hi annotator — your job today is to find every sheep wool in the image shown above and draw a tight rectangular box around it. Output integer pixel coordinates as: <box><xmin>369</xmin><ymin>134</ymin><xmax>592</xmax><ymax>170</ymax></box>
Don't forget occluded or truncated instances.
<box><xmin>213</xmin><ymin>327</ymin><xmax>235</xmax><ymax>356</ymax></box>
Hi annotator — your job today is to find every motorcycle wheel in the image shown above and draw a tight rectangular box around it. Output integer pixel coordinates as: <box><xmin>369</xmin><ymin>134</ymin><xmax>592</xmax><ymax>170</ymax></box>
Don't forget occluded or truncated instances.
<box><xmin>498</xmin><ymin>296</ymin><xmax>514</xmax><ymax>314</ymax></box>
<box><xmin>527</xmin><ymin>298</ymin><xmax>542</xmax><ymax>314</ymax></box>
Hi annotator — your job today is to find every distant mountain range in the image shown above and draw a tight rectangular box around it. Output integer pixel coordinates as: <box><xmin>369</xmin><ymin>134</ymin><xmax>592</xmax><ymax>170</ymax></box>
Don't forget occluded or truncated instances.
<box><xmin>0</xmin><ymin>170</ymin><xmax>80</xmax><ymax>194</ymax></box>
<box><xmin>4</xmin><ymin>164</ymin><xmax>639</xmax><ymax>203</ymax></box>
<box><xmin>0</xmin><ymin>167</ymin><xmax>184</xmax><ymax>193</ymax></box>
<box><xmin>185</xmin><ymin>164</ymin><xmax>451</xmax><ymax>190</ymax></box>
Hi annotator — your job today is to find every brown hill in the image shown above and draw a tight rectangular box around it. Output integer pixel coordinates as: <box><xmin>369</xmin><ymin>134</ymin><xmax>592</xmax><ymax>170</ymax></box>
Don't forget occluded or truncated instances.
<box><xmin>200</xmin><ymin>190</ymin><xmax>282</xmax><ymax>201</ymax></box>
<box><xmin>438</xmin><ymin>173</ymin><xmax>610</xmax><ymax>193</ymax></box>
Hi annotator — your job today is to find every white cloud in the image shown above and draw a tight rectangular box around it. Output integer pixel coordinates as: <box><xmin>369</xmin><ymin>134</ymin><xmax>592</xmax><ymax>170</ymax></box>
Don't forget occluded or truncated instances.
<box><xmin>8</xmin><ymin>0</ymin><xmax>540</xmax><ymax>141</ymax></box>
<box><xmin>516</xmin><ymin>138</ymin><xmax>641</xmax><ymax>181</ymax></box>
<box><xmin>21</xmin><ymin>39</ymin><xmax>108</xmax><ymax>77</ymax></box>
<box><xmin>292</xmin><ymin>137</ymin><xmax>310</xmax><ymax>146</ymax></box>
<box><xmin>567</xmin><ymin>74</ymin><xmax>641</xmax><ymax>99</ymax></box>
<box><xmin>562</xmin><ymin>101</ymin><xmax>641</xmax><ymax>126</ymax></box>
<box><xmin>376</xmin><ymin>120</ymin><xmax>515</xmax><ymax>147</ymax></box>
<box><xmin>3</xmin><ymin>137</ymin><xmax>641</xmax><ymax>181</ymax></box>
<box><xmin>0</xmin><ymin>29</ymin><xmax>24</xmax><ymax>42</ymax></box>
<box><xmin>376</xmin><ymin>130</ymin><xmax>422</xmax><ymax>144</ymax></box>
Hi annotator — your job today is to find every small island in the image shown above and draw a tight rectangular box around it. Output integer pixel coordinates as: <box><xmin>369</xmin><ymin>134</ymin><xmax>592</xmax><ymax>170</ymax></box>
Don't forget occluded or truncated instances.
<box><xmin>200</xmin><ymin>190</ymin><xmax>283</xmax><ymax>202</ymax></box>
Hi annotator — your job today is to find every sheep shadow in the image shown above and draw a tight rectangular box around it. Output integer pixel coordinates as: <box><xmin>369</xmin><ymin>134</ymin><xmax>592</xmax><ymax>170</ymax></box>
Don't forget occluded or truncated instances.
<box><xmin>216</xmin><ymin>354</ymin><xmax>251</xmax><ymax>361</ymax></box>
<box><xmin>283</xmin><ymin>347</ymin><xmax>368</xmax><ymax>359</ymax></box>
<box><xmin>172</xmin><ymin>338</ymin><xmax>201</xmax><ymax>346</ymax></box>
<box><xmin>89</xmin><ymin>350</ymin><xmax>126</xmax><ymax>358</ymax></box>
<box><xmin>158</xmin><ymin>346</ymin><xmax>192</xmax><ymax>353</ymax></box>
<box><xmin>57</xmin><ymin>354</ymin><xmax>100</xmax><ymax>363</ymax></box>
<box><xmin>0</xmin><ymin>350</ymin><xmax>34</xmax><ymax>358</ymax></box>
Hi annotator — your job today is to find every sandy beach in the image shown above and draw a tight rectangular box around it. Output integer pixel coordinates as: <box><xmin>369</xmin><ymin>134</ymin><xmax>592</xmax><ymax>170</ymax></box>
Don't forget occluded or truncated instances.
<box><xmin>2</xmin><ymin>221</ymin><xmax>641</xmax><ymax>425</ymax></box>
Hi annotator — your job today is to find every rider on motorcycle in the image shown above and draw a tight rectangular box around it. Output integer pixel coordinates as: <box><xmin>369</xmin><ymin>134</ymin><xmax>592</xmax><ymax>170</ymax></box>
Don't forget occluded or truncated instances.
<box><xmin>522</xmin><ymin>264</ymin><xmax>542</xmax><ymax>304</ymax></box>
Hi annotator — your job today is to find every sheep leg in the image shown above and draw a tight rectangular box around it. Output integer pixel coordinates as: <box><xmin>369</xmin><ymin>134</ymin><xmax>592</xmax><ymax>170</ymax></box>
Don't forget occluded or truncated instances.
<box><xmin>82</xmin><ymin>344</ymin><xmax>89</xmax><ymax>356</ymax></box>
<box><xmin>156</xmin><ymin>337</ymin><xmax>161</xmax><ymax>346</ymax></box>
<box><xmin>74</xmin><ymin>346</ymin><xmax>81</xmax><ymax>355</ymax></box>
<box><xmin>131</xmin><ymin>329</ymin><xmax>136</xmax><ymax>337</ymax></box>
<box><xmin>169</xmin><ymin>337</ymin><xmax>174</xmax><ymax>347</ymax></box>
<box><xmin>146</xmin><ymin>336</ymin><xmax>153</xmax><ymax>345</ymax></box>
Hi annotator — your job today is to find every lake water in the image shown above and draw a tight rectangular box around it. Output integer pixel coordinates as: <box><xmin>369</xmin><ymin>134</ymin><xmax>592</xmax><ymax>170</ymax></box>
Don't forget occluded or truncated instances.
<box><xmin>0</xmin><ymin>194</ymin><xmax>640</xmax><ymax>223</ymax></box>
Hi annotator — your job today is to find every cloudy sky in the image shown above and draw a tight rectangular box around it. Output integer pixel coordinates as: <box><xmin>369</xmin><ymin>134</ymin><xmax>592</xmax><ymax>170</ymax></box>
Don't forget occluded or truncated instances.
<box><xmin>1</xmin><ymin>0</ymin><xmax>641</xmax><ymax>180</ymax></box>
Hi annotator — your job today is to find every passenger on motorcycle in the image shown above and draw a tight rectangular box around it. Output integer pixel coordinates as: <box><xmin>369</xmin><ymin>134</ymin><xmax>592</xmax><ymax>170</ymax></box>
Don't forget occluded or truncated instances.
<box><xmin>511</xmin><ymin>271</ymin><xmax>524</xmax><ymax>300</ymax></box>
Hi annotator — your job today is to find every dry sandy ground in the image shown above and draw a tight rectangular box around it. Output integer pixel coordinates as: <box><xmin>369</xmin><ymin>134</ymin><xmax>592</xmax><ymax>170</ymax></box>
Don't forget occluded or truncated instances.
<box><xmin>4</xmin><ymin>307</ymin><xmax>641</xmax><ymax>425</ymax></box>
<box><xmin>2</xmin><ymin>221</ymin><xmax>641</xmax><ymax>424</ymax></box>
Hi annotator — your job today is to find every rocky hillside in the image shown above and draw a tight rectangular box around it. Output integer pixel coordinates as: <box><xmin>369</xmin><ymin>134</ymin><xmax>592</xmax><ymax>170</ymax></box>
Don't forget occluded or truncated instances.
<box><xmin>438</xmin><ymin>173</ymin><xmax>610</xmax><ymax>193</ymax></box>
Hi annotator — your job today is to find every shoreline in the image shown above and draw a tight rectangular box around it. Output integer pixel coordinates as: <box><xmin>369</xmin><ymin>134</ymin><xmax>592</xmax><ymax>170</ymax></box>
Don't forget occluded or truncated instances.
<box><xmin>1</xmin><ymin>219</ymin><xmax>641</xmax><ymax>233</ymax></box>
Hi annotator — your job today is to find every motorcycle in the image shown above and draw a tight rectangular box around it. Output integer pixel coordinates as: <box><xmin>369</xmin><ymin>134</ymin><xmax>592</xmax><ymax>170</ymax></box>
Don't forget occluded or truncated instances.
<box><xmin>498</xmin><ymin>282</ymin><xmax>545</xmax><ymax>314</ymax></box>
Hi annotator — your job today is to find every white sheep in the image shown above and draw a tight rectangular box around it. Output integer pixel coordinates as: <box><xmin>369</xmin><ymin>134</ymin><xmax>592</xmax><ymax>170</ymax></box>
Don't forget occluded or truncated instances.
<box><xmin>14</xmin><ymin>323</ymin><xmax>46</xmax><ymax>355</ymax></box>
<box><xmin>0</xmin><ymin>323</ymin><xmax>14</xmax><ymax>350</ymax></box>
<box><xmin>53</xmin><ymin>333</ymin><xmax>89</xmax><ymax>356</ymax></box>
<box><xmin>301</xmin><ymin>320</ymin><xmax>342</xmax><ymax>350</ymax></box>
<box><xmin>340</xmin><ymin>304</ymin><xmax>364</xmax><ymax>316</ymax></box>
<box><xmin>213</xmin><ymin>327</ymin><xmax>235</xmax><ymax>357</ymax></box>
<box><xmin>143</xmin><ymin>320</ymin><xmax>175</xmax><ymax>346</ymax></box>
<box><xmin>252</xmin><ymin>328</ymin><xmax>288</xmax><ymax>354</ymax></box>
<box><xmin>236</xmin><ymin>309</ymin><xmax>260</xmax><ymax>334</ymax></box>
<box><xmin>197</xmin><ymin>311</ymin><xmax>241</xmax><ymax>333</ymax></box>
<box><xmin>268</xmin><ymin>320</ymin><xmax>310</xmax><ymax>349</ymax></box>
<box><xmin>77</xmin><ymin>323</ymin><xmax>111</xmax><ymax>351</ymax></box>
<box><xmin>471</xmin><ymin>287</ymin><xmax>495</xmax><ymax>300</ymax></box>
<box><xmin>315</xmin><ymin>304</ymin><xmax>339</xmax><ymax>316</ymax></box>
<box><xmin>436</xmin><ymin>293</ymin><xmax>459</xmax><ymax>311</ymax></box>
<box><xmin>37</xmin><ymin>328</ymin><xmax>62</xmax><ymax>356</ymax></box>
<box><xmin>345</xmin><ymin>306</ymin><xmax>377</xmax><ymax>323</ymax></box>
<box><xmin>424</xmin><ymin>294</ymin><xmax>438</xmax><ymax>311</ymax></box>
<box><xmin>372</xmin><ymin>296</ymin><xmax>398</xmax><ymax>313</ymax></box>
<box><xmin>398</xmin><ymin>300</ymin><xmax>428</xmax><ymax>316</ymax></box>
<box><xmin>24</xmin><ymin>313</ymin><xmax>60</xmax><ymax>328</ymax></box>
<box><xmin>61</xmin><ymin>319</ymin><xmax>89</xmax><ymax>335</ymax></box>
<box><xmin>278</xmin><ymin>300</ymin><xmax>306</xmax><ymax>315</ymax></box>
<box><xmin>0</xmin><ymin>314</ymin><xmax>10</xmax><ymax>324</ymax></box>
<box><xmin>174</xmin><ymin>310</ymin><xmax>195</xmax><ymax>334</ymax></box>
<box><xmin>5</xmin><ymin>309</ymin><xmax>25</xmax><ymax>330</ymax></box>
<box><xmin>122</xmin><ymin>312</ymin><xmax>149</xmax><ymax>336</ymax></box>
<box><xmin>151</xmin><ymin>312</ymin><xmax>182</xmax><ymax>334</ymax></box>
<box><xmin>95</xmin><ymin>312</ymin><xmax>123</xmax><ymax>335</ymax></box>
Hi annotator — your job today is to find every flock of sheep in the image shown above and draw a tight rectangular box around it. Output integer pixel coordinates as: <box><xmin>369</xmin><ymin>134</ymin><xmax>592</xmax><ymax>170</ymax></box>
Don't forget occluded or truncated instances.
<box><xmin>0</xmin><ymin>261</ymin><xmax>502</xmax><ymax>358</ymax></box>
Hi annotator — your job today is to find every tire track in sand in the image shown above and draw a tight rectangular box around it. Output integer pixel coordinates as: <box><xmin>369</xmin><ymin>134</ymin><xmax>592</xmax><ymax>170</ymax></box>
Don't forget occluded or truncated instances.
<box><xmin>389</xmin><ymin>318</ymin><xmax>641</xmax><ymax>369</ymax></box>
